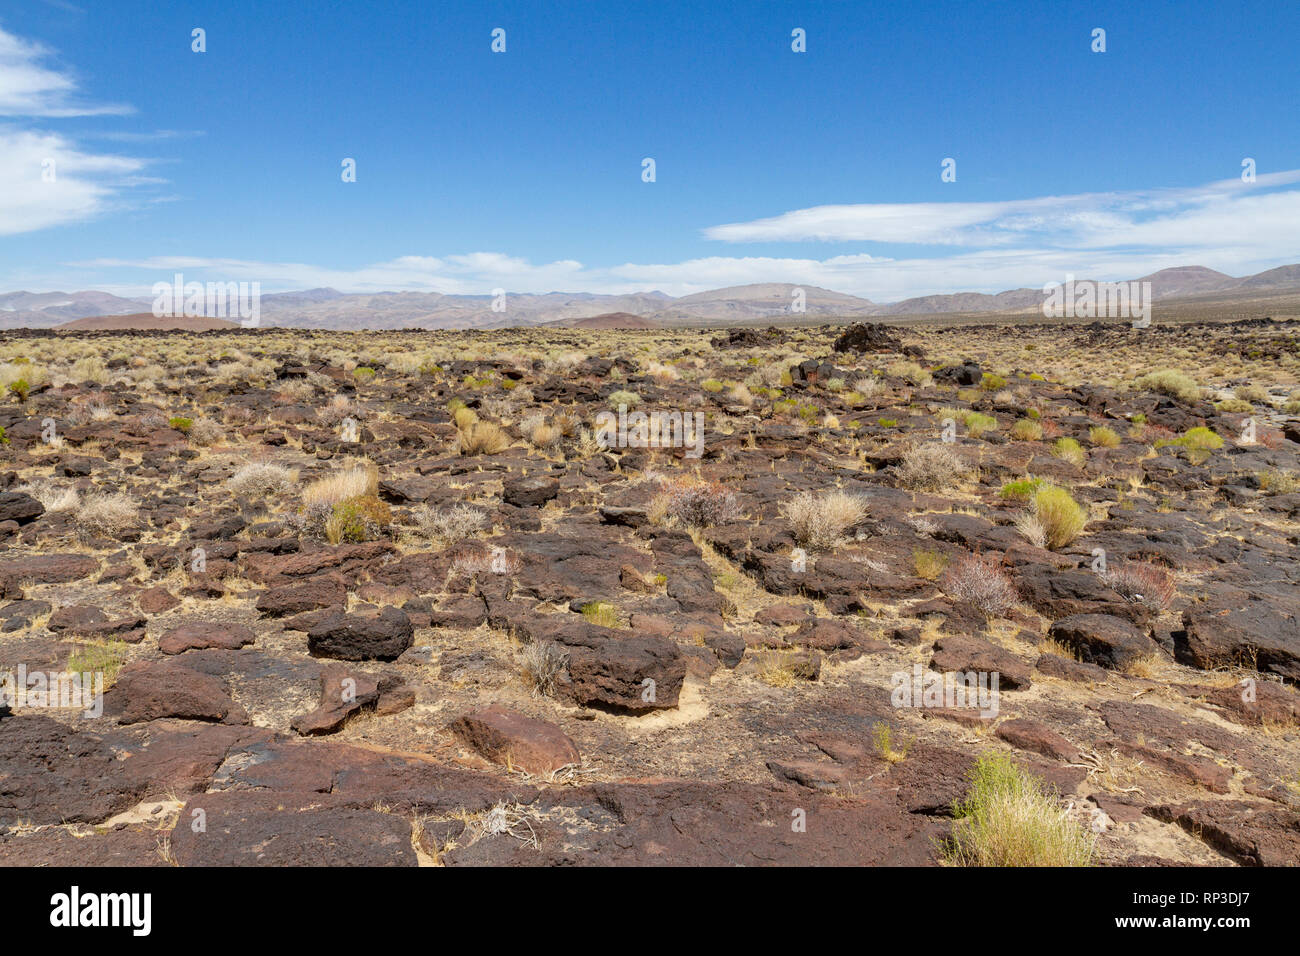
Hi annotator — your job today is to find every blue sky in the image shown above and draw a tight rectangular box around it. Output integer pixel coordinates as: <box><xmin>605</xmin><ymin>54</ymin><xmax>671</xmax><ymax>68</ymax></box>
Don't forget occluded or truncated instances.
<box><xmin>1</xmin><ymin>0</ymin><xmax>1297</xmax><ymax>301</ymax></box>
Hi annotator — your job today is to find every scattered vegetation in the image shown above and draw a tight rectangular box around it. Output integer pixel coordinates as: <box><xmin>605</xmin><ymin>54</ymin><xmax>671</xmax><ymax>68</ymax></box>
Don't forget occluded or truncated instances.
<box><xmin>946</xmin><ymin>753</ymin><xmax>1094</xmax><ymax>867</ymax></box>
<box><xmin>779</xmin><ymin>489</ymin><xmax>869</xmax><ymax>551</ymax></box>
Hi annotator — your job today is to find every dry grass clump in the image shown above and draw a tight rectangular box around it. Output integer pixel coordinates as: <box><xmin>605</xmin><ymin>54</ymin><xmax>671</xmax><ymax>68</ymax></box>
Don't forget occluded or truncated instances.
<box><xmin>458</xmin><ymin>421</ymin><xmax>511</xmax><ymax>456</ymax></box>
<box><xmin>1009</xmin><ymin>418</ymin><xmax>1043</xmax><ymax>441</ymax></box>
<box><xmin>16</xmin><ymin>480</ymin><xmax>79</xmax><ymax>512</ymax></box>
<box><xmin>648</xmin><ymin>476</ymin><xmax>740</xmax><ymax>527</ymax></box>
<box><xmin>779</xmin><ymin>488</ymin><xmax>869</xmax><ymax>551</ymax></box>
<box><xmin>1132</xmin><ymin>369</ymin><xmax>1200</xmax><ymax>403</ymax></box>
<box><xmin>519</xmin><ymin>414</ymin><xmax>562</xmax><ymax>451</ymax></box>
<box><xmin>414</xmin><ymin>503</ymin><xmax>488</xmax><ymax>543</ymax></box>
<box><xmin>1088</xmin><ymin>425</ymin><xmax>1121</xmax><ymax>448</ymax></box>
<box><xmin>71</xmin><ymin>356</ymin><xmax>110</xmax><ymax>385</ymax></box>
<box><xmin>940</xmin><ymin>553</ymin><xmax>1016</xmax><ymax>617</ymax></box>
<box><xmin>1031</xmin><ymin>485</ymin><xmax>1087</xmax><ymax>550</ymax></box>
<box><xmin>896</xmin><ymin>443</ymin><xmax>969</xmax><ymax>492</ymax></box>
<box><xmin>886</xmin><ymin>359</ymin><xmax>932</xmax><ymax>387</ymax></box>
<box><xmin>75</xmin><ymin>492</ymin><xmax>140</xmax><ymax>539</ymax></box>
<box><xmin>853</xmin><ymin>376</ymin><xmax>886</xmax><ymax>399</ymax></box>
<box><xmin>913</xmin><ymin>548</ymin><xmax>950</xmax><ymax>580</ymax></box>
<box><xmin>1100</xmin><ymin>560</ymin><xmax>1175</xmax><ymax>611</ymax></box>
<box><xmin>1051</xmin><ymin>437</ymin><xmax>1086</xmax><ymax>467</ymax></box>
<box><xmin>521</xmin><ymin>641</ymin><xmax>569</xmax><ymax>697</ymax></box>
<box><xmin>187</xmin><ymin>417</ymin><xmax>225</xmax><ymax>446</ymax></box>
<box><xmin>228</xmin><ymin>462</ymin><xmax>297</xmax><ymax>498</ymax></box>
<box><xmin>1259</xmin><ymin>469</ymin><xmax>1300</xmax><ymax>495</ymax></box>
<box><xmin>317</xmin><ymin>395</ymin><xmax>357</xmax><ymax>426</ymax></box>
<box><xmin>302</xmin><ymin>463</ymin><xmax>377</xmax><ymax>507</ymax></box>
<box><xmin>1234</xmin><ymin>383</ymin><xmax>1269</xmax><ymax>404</ymax></box>
<box><xmin>946</xmin><ymin>753</ymin><xmax>1094</xmax><ymax>867</ymax></box>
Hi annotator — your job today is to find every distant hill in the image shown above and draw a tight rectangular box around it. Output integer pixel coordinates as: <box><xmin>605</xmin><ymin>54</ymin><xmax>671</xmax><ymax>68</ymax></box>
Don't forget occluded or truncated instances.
<box><xmin>55</xmin><ymin>312</ymin><xmax>241</xmax><ymax>331</ymax></box>
<box><xmin>13</xmin><ymin>263</ymin><xmax>1300</xmax><ymax>330</ymax></box>
<box><xmin>553</xmin><ymin>312</ymin><xmax>663</xmax><ymax>329</ymax></box>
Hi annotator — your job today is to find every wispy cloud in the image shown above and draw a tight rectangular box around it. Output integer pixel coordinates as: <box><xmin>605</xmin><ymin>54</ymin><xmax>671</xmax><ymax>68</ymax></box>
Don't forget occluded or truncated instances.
<box><xmin>704</xmin><ymin>171</ymin><xmax>1300</xmax><ymax>253</ymax></box>
<box><xmin>0</xmin><ymin>26</ymin><xmax>129</xmax><ymax>116</ymax></box>
<box><xmin>0</xmin><ymin>25</ymin><xmax>157</xmax><ymax>235</ymax></box>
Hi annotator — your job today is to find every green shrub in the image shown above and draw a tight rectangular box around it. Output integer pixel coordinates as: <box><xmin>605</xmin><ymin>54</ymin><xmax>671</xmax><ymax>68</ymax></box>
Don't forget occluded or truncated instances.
<box><xmin>913</xmin><ymin>548</ymin><xmax>949</xmax><ymax>581</ymax></box>
<box><xmin>1215</xmin><ymin>399</ymin><xmax>1252</xmax><ymax>413</ymax></box>
<box><xmin>946</xmin><ymin>753</ymin><xmax>1094</xmax><ymax>866</ymax></box>
<box><xmin>326</xmin><ymin>494</ymin><xmax>392</xmax><ymax>543</ymax></box>
<box><xmin>1009</xmin><ymin>419</ymin><xmax>1043</xmax><ymax>441</ymax></box>
<box><xmin>1033</xmin><ymin>485</ymin><xmax>1087</xmax><ymax>549</ymax></box>
<box><xmin>1133</xmin><ymin>369</ymin><xmax>1200</xmax><ymax>403</ymax></box>
<box><xmin>980</xmin><ymin>372</ymin><xmax>1007</xmax><ymax>391</ymax></box>
<box><xmin>169</xmin><ymin>416</ymin><xmax>193</xmax><ymax>432</ymax></box>
<box><xmin>1088</xmin><ymin>426</ymin><xmax>1121</xmax><ymax>448</ymax></box>
<box><xmin>1000</xmin><ymin>478</ymin><xmax>1045</xmax><ymax>501</ymax></box>
<box><xmin>965</xmin><ymin>413</ymin><xmax>998</xmax><ymax>438</ymax></box>
<box><xmin>1051</xmin><ymin>437</ymin><xmax>1086</xmax><ymax>467</ymax></box>
<box><xmin>1159</xmin><ymin>426</ymin><xmax>1224</xmax><ymax>464</ymax></box>
<box><xmin>580</xmin><ymin>601</ymin><xmax>621</xmax><ymax>628</ymax></box>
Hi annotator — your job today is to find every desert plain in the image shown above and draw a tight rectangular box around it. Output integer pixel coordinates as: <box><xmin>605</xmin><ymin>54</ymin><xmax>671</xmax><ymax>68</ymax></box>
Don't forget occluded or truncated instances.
<box><xmin>0</xmin><ymin>315</ymin><xmax>1298</xmax><ymax>867</ymax></box>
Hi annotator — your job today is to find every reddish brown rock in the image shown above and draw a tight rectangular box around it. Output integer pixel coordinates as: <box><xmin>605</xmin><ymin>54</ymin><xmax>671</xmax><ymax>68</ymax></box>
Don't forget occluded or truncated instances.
<box><xmin>159</xmin><ymin>621</ymin><xmax>256</xmax><ymax>655</ymax></box>
<box><xmin>450</xmin><ymin>705</ymin><xmax>580</xmax><ymax>775</ymax></box>
<box><xmin>108</xmin><ymin>660</ymin><xmax>247</xmax><ymax>725</ymax></box>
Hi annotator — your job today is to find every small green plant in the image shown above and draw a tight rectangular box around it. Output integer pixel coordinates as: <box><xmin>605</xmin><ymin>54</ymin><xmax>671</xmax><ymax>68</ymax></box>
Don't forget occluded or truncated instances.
<box><xmin>0</xmin><ymin>425</ymin><xmax>8</xmax><ymax>445</ymax></box>
<box><xmin>353</xmin><ymin>366</ymin><xmax>377</xmax><ymax>383</ymax></box>
<box><xmin>580</xmin><ymin>601</ymin><xmax>621</xmax><ymax>628</ymax></box>
<box><xmin>1033</xmin><ymin>485</ymin><xmax>1087</xmax><ymax>549</ymax></box>
<box><xmin>1009</xmin><ymin>419</ymin><xmax>1043</xmax><ymax>441</ymax></box>
<box><xmin>980</xmin><ymin>372</ymin><xmax>1007</xmax><ymax>391</ymax></box>
<box><xmin>607</xmin><ymin>389</ymin><xmax>641</xmax><ymax>409</ymax></box>
<box><xmin>1088</xmin><ymin>425</ymin><xmax>1121</xmax><ymax>448</ymax></box>
<box><xmin>325</xmin><ymin>494</ymin><xmax>392</xmax><ymax>543</ymax></box>
<box><xmin>913</xmin><ymin>548</ymin><xmax>950</xmax><ymax>581</ymax></box>
<box><xmin>169</xmin><ymin>416</ymin><xmax>193</xmax><ymax>433</ymax></box>
<box><xmin>1214</xmin><ymin>399</ymin><xmax>1253</xmax><ymax>413</ymax></box>
<box><xmin>965</xmin><ymin>412</ymin><xmax>998</xmax><ymax>439</ymax></box>
<box><xmin>1051</xmin><ymin>437</ymin><xmax>1086</xmax><ymax>467</ymax></box>
<box><xmin>872</xmin><ymin>723</ymin><xmax>913</xmax><ymax>764</ymax></box>
<box><xmin>7</xmin><ymin>379</ymin><xmax>30</xmax><ymax>402</ymax></box>
<box><xmin>67</xmin><ymin>640</ymin><xmax>129</xmax><ymax>686</ymax></box>
<box><xmin>1158</xmin><ymin>426</ymin><xmax>1224</xmax><ymax>464</ymax></box>
<box><xmin>945</xmin><ymin>753</ymin><xmax>1094</xmax><ymax>866</ymax></box>
<box><xmin>999</xmin><ymin>478</ymin><xmax>1045</xmax><ymax>501</ymax></box>
<box><xmin>878</xmin><ymin>417</ymin><xmax>898</xmax><ymax>428</ymax></box>
<box><xmin>700</xmin><ymin>378</ymin><xmax>725</xmax><ymax>393</ymax></box>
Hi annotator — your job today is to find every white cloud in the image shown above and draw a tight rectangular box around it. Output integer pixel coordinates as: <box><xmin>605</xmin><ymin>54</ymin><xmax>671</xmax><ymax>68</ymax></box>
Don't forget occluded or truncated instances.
<box><xmin>0</xmin><ymin>127</ymin><xmax>151</xmax><ymax>235</ymax></box>
<box><xmin>704</xmin><ymin>171</ymin><xmax>1300</xmax><ymax>253</ymax></box>
<box><xmin>0</xmin><ymin>26</ymin><xmax>153</xmax><ymax>235</ymax></box>
<box><xmin>0</xmin><ymin>26</ymin><xmax>129</xmax><ymax>116</ymax></box>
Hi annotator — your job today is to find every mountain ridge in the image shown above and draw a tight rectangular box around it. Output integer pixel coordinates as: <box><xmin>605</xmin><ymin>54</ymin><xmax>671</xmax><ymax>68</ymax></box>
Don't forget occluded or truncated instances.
<box><xmin>5</xmin><ymin>263</ymin><xmax>1297</xmax><ymax>330</ymax></box>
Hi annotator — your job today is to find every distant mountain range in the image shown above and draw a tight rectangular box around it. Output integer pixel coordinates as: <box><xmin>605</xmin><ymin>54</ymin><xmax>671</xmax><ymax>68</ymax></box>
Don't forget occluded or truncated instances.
<box><xmin>3</xmin><ymin>264</ymin><xmax>1298</xmax><ymax>330</ymax></box>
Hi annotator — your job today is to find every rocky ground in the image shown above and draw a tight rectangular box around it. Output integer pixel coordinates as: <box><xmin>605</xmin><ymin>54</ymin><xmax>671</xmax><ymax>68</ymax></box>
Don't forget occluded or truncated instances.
<box><xmin>0</xmin><ymin>319</ymin><xmax>1297</xmax><ymax>867</ymax></box>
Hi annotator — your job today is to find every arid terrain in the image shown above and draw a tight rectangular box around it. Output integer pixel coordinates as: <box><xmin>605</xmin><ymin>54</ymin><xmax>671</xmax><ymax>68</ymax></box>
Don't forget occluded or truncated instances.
<box><xmin>0</xmin><ymin>316</ymin><xmax>1298</xmax><ymax>867</ymax></box>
